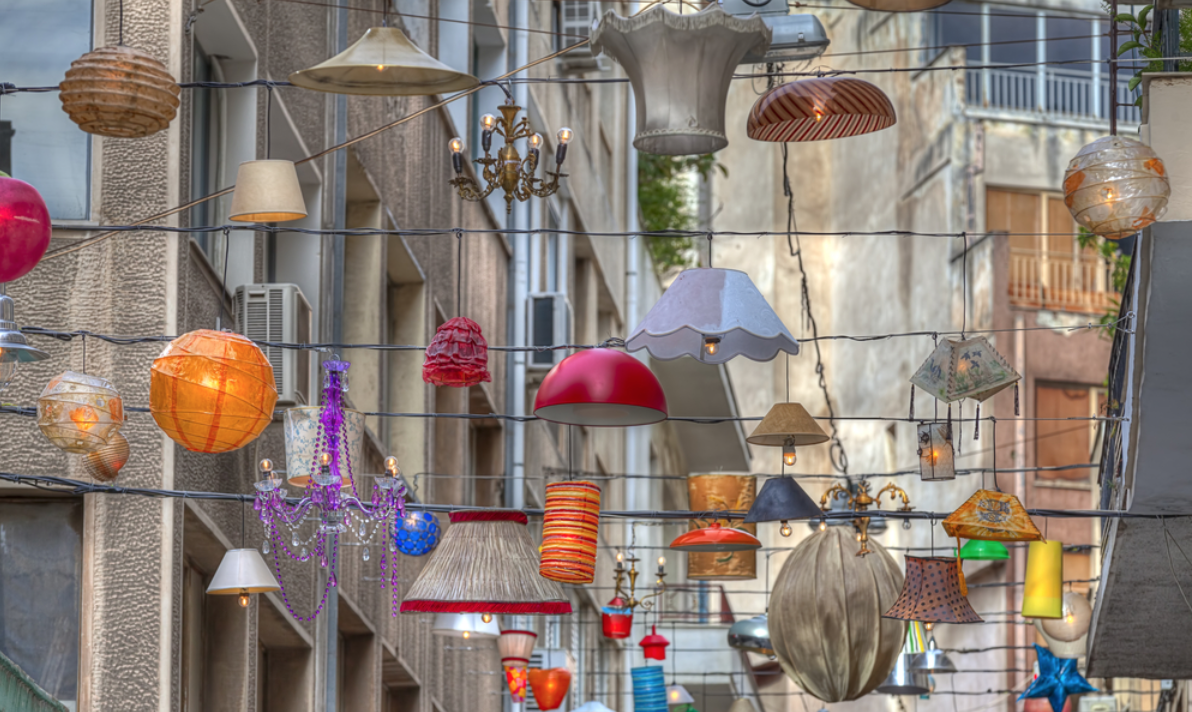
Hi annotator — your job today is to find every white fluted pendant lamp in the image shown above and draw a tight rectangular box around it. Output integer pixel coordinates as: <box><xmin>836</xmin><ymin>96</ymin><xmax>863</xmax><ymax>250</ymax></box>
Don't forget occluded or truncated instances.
<box><xmin>229</xmin><ymin>160</ymin><xmax>307</xmax><ymax>223</ymax></box>
<box><xmin>591</xmin><ymin>5</ymin><xmax>770</xmax><ymax>155</ymax></box>
<box><xmin>626</xmin><ymin>268</ymin><xmax>798</xmax><ymax>363</ymax></box>
<box><xmin>289</xmin><ymin>27</ymin><xmax>479</xmax><ymax>96</ymax></box>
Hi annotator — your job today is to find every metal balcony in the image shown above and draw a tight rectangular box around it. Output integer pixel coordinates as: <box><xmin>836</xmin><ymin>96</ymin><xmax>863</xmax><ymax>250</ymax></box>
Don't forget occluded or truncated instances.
<box><xmin>965</xmin><ymin>65</ymin><xmax>1141</xmax><ymax>125</ymax></box>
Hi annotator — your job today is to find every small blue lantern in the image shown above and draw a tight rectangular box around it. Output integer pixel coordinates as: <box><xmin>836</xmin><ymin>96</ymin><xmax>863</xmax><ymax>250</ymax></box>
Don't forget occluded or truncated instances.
<box><xmin>396</xmin><ymin>511</ymin><xmax>441</xmax><ymax>556</ymax></box>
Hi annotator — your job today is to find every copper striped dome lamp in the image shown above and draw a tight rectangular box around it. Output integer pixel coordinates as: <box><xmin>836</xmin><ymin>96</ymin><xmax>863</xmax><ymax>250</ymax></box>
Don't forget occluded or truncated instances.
<box><xmin>747</xmin><ymin>77</ymin><xmax>896</xmax><ymax>143</ymax></box>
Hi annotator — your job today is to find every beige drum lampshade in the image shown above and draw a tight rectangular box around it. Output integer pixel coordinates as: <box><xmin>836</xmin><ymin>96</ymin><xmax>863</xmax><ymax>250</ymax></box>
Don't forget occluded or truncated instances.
<box><xmin>289</xmin><ymin>27</ymin><xmax>479</xmax><ymax>96</ymax></box>
<box><xmin>206</xmin><ymin>548</ymin><xmax>280</xmax><ymax>595</ymax></box>
<box><xmin>229</xmin><ymin>160</ymin><xmax>307</xmax><ymax>223</ymax></box>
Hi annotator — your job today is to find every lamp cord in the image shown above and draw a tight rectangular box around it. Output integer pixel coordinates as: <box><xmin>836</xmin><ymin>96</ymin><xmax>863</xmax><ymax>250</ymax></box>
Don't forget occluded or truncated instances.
<box><xmin>456</xmin><ymin>229</ymin><xmax>463</xmax><ymax>318</ymax></box>
<box><xmin>118</xmin><ymin>0</ymin><xmax>125</xmax><ymax>46</ymax></box>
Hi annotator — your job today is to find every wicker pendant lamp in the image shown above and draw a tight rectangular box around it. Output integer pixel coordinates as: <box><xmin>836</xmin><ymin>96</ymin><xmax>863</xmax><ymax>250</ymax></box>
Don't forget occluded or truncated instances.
<box><xmin>626</xmin><ymin>268</ymin><xmax>798</xmax><ymax>362</ymax></box>
<box><xmin>883</xmin><ymin>557</ymin><xmax>982</xmax><ymax>624</ymax></box>
<box><xmin>748</xmin><ymin>77</ymin><xmax>895</xmax><ymax>143</ymax></box>
<box><xmin>59</xmin><ymin>45</ymin><xmax>180</xmax><ymax>138</ymax></box>
<box><xmin>399</xmin><ymin>510</ymin><xmax>572</xmax><ymax>614</ymax></box>
<box><xmin>289</xmin><ymin>27</ymin><xmax>479</xmax><ymax>96</ymax></box>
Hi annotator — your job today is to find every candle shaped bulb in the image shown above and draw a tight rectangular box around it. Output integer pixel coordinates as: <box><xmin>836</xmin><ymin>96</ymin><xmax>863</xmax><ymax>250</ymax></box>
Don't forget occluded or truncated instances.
<box><xmin>462</xmin><ymin>630</ymin><xmax>471</xmax><ymax>640</ymax></box>
<box><xmin>528</xmin><ymin>133</ymin><xmax>542</xmax><ymax>149</ymax></box>
<box><xmin>481</xmin><ymin>114</ymin><xmax>497</xmax><ymax>131</ymax></box>
<box><xmin>780</xmin><ymin>522</ymin><xmax>793</xmax><ymax>538</ymax></box>
<box><xmin>924</xmin><ymin>621</ymin><xmax>935</xmax><ymax>632</ymax></box>
<box><xmin>384</xmin><ymin>455</ymin><xmax>399</xmax><ymax>475</ymax></box>
<box><xmin>259</xmin><ymin>458</ymin><xmax>273</xmax><ymax>473</ymax></box>
<box><xmin>703</xmin><ymin>337</ymin><xmax>720</xmax><ymax>356</ymax></box>
<box><xmin>615</xmin><ymin>551</ymin><xmax>624</xmax><ymax>570</ymax></box>
<box><xmin>449</xmin><ymin>137</ymin><xmax>464</xmax><ymax>154</ymax></box>
<box><xmin>319</xmin><ymin>452</ymin><xmax>331</xmax><ymax>467</ymax></box>
<box><xmin>557</xmin><ymin>127</ymin><xmax>573</xmax><ymax>145</ymax></box>
<box><xmin>238</xmin><ymin>591</ymin><xmax>250</xmax><ymax>608</ymax></box>
<box><xmin>819</xmin><ymin>519</ymin><xmax>827</xmax><ymax>532</ymax></box>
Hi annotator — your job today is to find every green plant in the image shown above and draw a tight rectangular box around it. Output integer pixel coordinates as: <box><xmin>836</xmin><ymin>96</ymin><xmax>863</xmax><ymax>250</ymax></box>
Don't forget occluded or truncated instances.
<box><xmin>1077</xmin><ymin>227</ymin><xmax>1132</xmax><ymax>337</ymax></box>
<box><xmin>637</xmin><ymin>152</ymin><xmax>726</xmax><ymax>274</ymax></box>
<box><xmin>1114</xmin><ymin>6</ymin><xmax>1192</xmax><ymax>106</ymax></box>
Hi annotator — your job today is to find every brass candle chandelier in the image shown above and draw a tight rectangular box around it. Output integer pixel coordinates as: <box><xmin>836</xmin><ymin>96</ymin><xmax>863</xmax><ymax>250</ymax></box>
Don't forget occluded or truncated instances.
<box><xmin>449</xmin><ymin>98</ymin><xmax>572</xmax><ymax>214</ymax></box>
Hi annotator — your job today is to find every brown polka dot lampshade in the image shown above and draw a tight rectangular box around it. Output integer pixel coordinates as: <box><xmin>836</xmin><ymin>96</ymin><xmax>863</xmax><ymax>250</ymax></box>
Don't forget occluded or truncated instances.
<box><xmin>883</xmin><ymin>557</ymin><xmax>983</xmax><ymax>624</ymax></box>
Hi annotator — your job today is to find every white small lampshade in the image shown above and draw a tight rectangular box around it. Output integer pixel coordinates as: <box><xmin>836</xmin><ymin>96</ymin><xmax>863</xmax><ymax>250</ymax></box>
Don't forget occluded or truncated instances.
<box><xmin>229</xmin><ymin>160</ymin><xmax>307</xmax><ymax>223</ymax></box>
<box><xmin>666</xmin><ymin>685</ymin><xmax>695</xmax><ymax>706</ymax></box>
<box><xmin>206</xmin><ymin>548</ymin><xmax>280</xmax><ymax>595</ymax></box>
<box><xmin>432</xmin><ymin>612</ymin><xmax>501</xmax><ymax>639</ymax></box>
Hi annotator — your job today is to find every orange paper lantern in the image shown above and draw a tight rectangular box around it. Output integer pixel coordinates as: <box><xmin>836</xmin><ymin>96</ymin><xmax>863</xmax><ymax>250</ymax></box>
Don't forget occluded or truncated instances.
<box><xmin>150</xmin><ymin>330</ymin><xmax>278</xmax><ymax>453</ymax></box>
<box><xmin>529</xmin><ymin>668</ymin><xmax>572</xmax><ymax>711</ymax></box>
<box><xmin>539</xmin><ymin>480</ymin><xmax>601</xmax><ymax>584</ymax></box>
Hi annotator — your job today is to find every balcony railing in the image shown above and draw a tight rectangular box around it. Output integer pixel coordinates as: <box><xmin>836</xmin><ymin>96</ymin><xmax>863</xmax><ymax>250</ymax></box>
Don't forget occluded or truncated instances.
<box><xmin>1009</xmin><ymin>247</ymin><xmax>1119</xmax><ymax>313</ymax></box>
<box><xmin>965</xmin><ymin>66</ymin><xmax>1141</xmax><ymax>124</ymax></box>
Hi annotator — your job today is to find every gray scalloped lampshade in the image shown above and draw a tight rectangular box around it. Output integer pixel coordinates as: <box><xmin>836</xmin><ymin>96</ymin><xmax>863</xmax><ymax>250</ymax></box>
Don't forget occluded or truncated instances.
<box><xmin>591</xmin><ymin>5</ymin><xmax>770</xmax><ymax>155</ymax></box>
<box><xmin>626</xmin><ymin>268</ymin><xmax>798</xmax><ymax>363</ymax></box>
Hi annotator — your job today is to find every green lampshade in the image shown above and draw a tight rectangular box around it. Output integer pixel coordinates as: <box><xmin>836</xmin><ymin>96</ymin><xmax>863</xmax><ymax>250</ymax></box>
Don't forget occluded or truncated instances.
<box><xmin>954</xmin><ymin>540</ymin><xmax>1010</xmax><ymax>560</ymax></box>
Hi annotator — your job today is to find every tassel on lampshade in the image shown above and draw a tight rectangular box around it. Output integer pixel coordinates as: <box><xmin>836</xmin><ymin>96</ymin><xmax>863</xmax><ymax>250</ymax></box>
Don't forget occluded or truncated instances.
<box><xmin>539</xmin><ymin>481</ymin><xmax>602</xmax><ymax>584</ymax></box>
<box><xmin>399</xmin><ymin>510</ymin><xmax>572</xmax><ymax>614</ymax></box>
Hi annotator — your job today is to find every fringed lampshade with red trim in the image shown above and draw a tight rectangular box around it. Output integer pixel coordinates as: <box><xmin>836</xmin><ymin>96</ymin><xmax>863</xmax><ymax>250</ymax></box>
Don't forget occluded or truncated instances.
<box><xmin>399</xmin><ymin>510</ymin><xmax>572</xmax><ymax>614</ymax></box>
<box><xmin>747</xmin><ymin>77</ymin><xmax>896</xmax><ymax>143</ymax></box>
<box><xmin>540</xmin><ymin>481</ymin><xmax>602</xmax><ymax>584</ymax></box>
<box><xmin>422</xmin><ymin>316</ymin><xmax>492</xmax><ymax>387</ymax></box>
<box><xmin>499</xmin><ymin>629</ymin><xmax>539</xmax><ymax>668</ymax></box>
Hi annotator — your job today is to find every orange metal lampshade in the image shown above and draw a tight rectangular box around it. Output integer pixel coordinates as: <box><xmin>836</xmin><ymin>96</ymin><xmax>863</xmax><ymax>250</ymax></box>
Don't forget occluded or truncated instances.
<box><xmin>747</xmin><ymin>77</ymin><xmax>896</xmax><ymax>143</ymax></box>
<box><xmin>149</xmin><ymin>330</ymin><xmax>278</xmax><ymax>453</ymax></box>
<box><xmin>942</xmin><ymin>489</ymin><xmax>1043</xmax><ymax>542</ymax></box>
<box><xmin>529</xmin><ymin>668</ymin><xmax>572</xmax><ymax>711</ymax></box>
<box><xmin>669</xmin><ymin>522</ymin><xmax>761</xmax><ymax>552</ymax></box>
<box><xmin>883</xmin><ymin>557</ymin><xmax>982</xmax><ymax>624</ymax></box>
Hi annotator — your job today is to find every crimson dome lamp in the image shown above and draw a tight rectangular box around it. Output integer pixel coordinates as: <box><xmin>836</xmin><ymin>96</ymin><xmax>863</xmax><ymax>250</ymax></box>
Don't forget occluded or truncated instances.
<box><xmin>533</xmin><ymin>348</ymin><xmax>667</xmax><ymax>427</ymax></box>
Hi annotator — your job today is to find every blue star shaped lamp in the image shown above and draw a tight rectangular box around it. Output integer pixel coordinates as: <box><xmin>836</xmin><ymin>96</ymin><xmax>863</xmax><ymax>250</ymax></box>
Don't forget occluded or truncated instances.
<box><xmin>1019</xmin><ymin>644</ymin><xmax>1096</xmax><ymax>712</ymax></box>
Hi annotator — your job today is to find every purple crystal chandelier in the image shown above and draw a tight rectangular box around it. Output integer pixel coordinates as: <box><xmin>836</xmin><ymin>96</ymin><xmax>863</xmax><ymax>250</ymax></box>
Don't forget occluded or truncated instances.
<box><xmin>254</xmin><ymin>360</ymin><xmax>407</xmax><ymax>621</ymax></box>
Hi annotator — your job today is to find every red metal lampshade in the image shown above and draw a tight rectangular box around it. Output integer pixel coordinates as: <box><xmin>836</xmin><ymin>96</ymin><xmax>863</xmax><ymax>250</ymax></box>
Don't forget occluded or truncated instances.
<box><xmin>602</xmin><ymin>596</ymin><xmax>634</xmax><ymax>639</ymax></box>
<box><xmin>528</xmin><ymin>668</ymin><xmax>572</xmax><ymax>711</ymax></box>
<box><xmin>669</xmin><ymin>522</ymin><xmax>761</xmax><ymax>552</ymax></box>
<box><xmin>639</xmin><ymin>625</ymin><xmax>670</xmax><ymax>661</ymax></box>
<box><xmin>422</xmin><ymin>316</ymin><xmax>492</xmax><ymax>387</ymax></box>
<box><xmin>0</xmin><ymin>176</ymin><xmax>52</xmax><ymax>282</ymax></box>
<box><xmin>533</xmin><ymin>348</ymin><xmax>667</xmax><ymax>426</ymax></box>
<box><xmin>747</xmin><ymin>77</ymin><xmax>896</xmax><ymax>143</ymax></box>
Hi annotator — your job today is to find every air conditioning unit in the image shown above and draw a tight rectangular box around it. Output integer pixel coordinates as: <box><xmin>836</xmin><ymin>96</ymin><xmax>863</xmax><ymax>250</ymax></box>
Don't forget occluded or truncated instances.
<box><xmin>234</xmin><ymin>283</ymin><xmax>313</xmax><ymax>405</ymax></box>
<box><xmin>1079</xmin><ymin>696</ymin><xmax>1119</xmax><ymax>712</ymax></box>
<box><xmin>525</xmin><ymin>649</ymin><xmax>577</xmax><ymax>712</ymax></box>
<box><xmin>527</xmin><ymin>292</ymin><xmax>573</xmax><ymax>370</ymax></box>
<box><xmin>558</xmin><ymin>0</ymin><xmax>607</xmax><ymax>72</ymax></box>
<box><xmin>719</xmin><ymin>0</ymin><xmax>831</xmax><ymax>64</ymax></box>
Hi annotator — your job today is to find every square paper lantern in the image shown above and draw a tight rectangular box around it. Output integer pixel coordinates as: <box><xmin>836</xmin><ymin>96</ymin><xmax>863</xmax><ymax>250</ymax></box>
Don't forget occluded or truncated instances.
<box><xmin>917</xmin><ymin>422</ymin><xmax>955</xmax><ymax>481</ymax></box>
<box><xmin>910</xmin><ymin>336</ymin><xmax>1019</xmax><ymax>403</ymax></box>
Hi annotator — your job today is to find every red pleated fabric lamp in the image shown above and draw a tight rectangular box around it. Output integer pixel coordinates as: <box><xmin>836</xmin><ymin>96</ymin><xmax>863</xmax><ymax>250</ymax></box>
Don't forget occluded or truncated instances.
<box><xmin>534</xmin><ymin>348</ymin><xmax>667</xmax><ymax>426</ymax></box>
<box><xmin>422</xmin><ymin>316</ymin><xmax>492</xmax><ymax>387</ymax></box>
<box><xmin>540</xmin><ymin>481</ymin><xmax>602</xmax><ymax>584</ymax></box>
<box><xmin>747</xmin><ymin>77</ymin><xmax>896</xmax><ymax>143</ymax></box>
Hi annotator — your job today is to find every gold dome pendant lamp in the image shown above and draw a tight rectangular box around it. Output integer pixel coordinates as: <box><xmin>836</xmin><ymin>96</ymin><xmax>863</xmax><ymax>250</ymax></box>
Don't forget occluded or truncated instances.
<box><xmin>288</xmin><ymin>26</ymin><xmax>479</xmax><ymax>96</ymax></box>
<box><xmin>229</xmin><ymin>86</ymin><xmax>307</xmax><ymax>224</ymax></box>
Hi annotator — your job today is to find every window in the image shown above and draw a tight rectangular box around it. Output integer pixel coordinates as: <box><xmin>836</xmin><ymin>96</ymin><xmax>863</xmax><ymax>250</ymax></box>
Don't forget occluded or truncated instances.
<box><xmin>0</xmin><ymin>0</ymin><xmax>93</xmax><ymax>219</ymax></box>
<box><xmin>1035</xmin><ymin>382</ymin><xmax>1105</xmax><ymax>482</ymax></box>
<box><xmin>190</xmin><ymin>42</ymin><xmax>226</xmax><ymax>264</ymax></box>
<box><xmin>926</xmin><ymin>0</ymin><xmax>982</xmax><ymax>62</ymax></box>
<box><xmin>0</xmin><ymin>499</ymin><xmax>83</xmax><ymax>709</ymax></box>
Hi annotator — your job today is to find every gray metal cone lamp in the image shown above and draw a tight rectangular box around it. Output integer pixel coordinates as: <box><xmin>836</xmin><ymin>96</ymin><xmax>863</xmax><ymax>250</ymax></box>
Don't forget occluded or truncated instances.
<box><xmin>876</xmin><ymin>652</ymin><xmax>930</xmax><ymax>695</ymax></box>
<box><xmin>591</xmin><ymin>5</ymin><xmax>770</xmax><ymax>155</ymax></box>
<box><xmin>207</xmin><ymin>548</ymin><xmax>280</xmax><ymax>608</ymax></box>
<box><xmin>626</xmin><ymin>268</ymin><xmax>797</xmax><ymax>363</ymax></box>
<box><xmin>727</xmin><ymin>614</ymin><xmax>773</xmax><ymax>656</ymax></box>
<box><xmin>911</xmin><ymin>637</ymin><xmax>957</xmax><ymax>673</ymax></box>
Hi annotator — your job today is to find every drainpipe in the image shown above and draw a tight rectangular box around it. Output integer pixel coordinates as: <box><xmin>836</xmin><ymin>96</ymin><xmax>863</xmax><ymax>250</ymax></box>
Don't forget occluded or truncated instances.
<box><xmin>623</xmin><ymin>66</ymin><xmax>642</xmax><ymax>712</ymax></box>
<box><xmin>506</xmin><ymin>0</ymin><xmax>529</xmax><ymax>515</ymax></box>
<box><xmin>1013</xmin><ymin>314</ymin><xmax>1027</xmax><ymax>698</ymax></box>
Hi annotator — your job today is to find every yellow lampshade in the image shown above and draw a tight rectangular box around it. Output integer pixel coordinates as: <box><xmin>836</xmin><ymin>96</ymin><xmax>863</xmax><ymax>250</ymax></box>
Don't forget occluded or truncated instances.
<box><xmin>288</xmin><ymin>27</ymin><xmax>479</xmax><ymax>96</ymax></box>
<box><xmin>229</xmin><ymin>160</ymin><xmax>307</xmax><ymax>223</ymax></box>
<box><xmin>1022</xmin><ymin>540</ymin><xmax>1063</xmax><ymax>619</ymax></box>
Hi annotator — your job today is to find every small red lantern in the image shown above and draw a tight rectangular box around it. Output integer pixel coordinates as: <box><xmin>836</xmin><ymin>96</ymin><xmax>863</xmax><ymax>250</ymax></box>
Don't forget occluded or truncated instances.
<box><xmin>534</xmin><ymin>348</ymin><xmax>667</xmax><ymax>426</ymax></box>
<box><xmin>528</xmin><ymin>668</ymin><xmax>572</xmax><ymax>711</ymax></box>
<box><xmin>0</xmin><ymin>176</ymin><xmax>51</xmax><ymax>282</ymax></box>
<box><xmin>602</xmin><ymin>596</ymin><xmax>633</xmax><ymax>639</ymax></box>
<box><xmin>639</xmin><ymin>625</ymin><xmax>670</xmax><ymax>661</ymax></box>
<box><xmin>422</xmin><ymin>316</ymin><xmax>491</xmax><ymax>387</ymax></box>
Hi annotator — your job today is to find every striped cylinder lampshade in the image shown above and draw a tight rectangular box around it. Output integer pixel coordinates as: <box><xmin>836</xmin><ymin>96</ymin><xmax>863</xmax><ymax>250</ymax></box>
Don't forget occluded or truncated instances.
<box><xmin>539</xmin><ymin>481</ymin><xmax>602</xmax><ymax>584</ymax></box>
<box><xmin>399</xmin><ymin>510</ymin><xmax>572</xmax><ymax>614</ymax></box>
<box><xmin>747</xmin><ymin>77</ymin><xmax>896</xmax><ymax>143</ymax></box>
<box><xmin>631</xmin><ymin>666</ymin><xmax>668</xmax><ymax>712</ymax></box>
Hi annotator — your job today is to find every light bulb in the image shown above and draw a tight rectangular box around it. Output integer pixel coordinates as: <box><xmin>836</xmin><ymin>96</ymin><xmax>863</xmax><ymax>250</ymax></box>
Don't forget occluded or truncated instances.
<box><xmin>780</xmin><ymin>522</ymin><xmax>792</xmax><ymax>538</ymax></box>
<box><xmin>616</xmin><ymin>551</ymin><xmax>624</xmax><ymax>563</ymax></box>
<box><xmin>462</xmin><ymin>630</ymin><xmax>471</xmax><ymax>639</ymax></box>
<box><xmin>319</xmin><ymin>452</ymin><xmax>331</xmax><ymax>467</ymax></box>
<box><xmin>902</xmin><ymin>518</ymin><xmax>912</xmax><ymax>530</ymax></box>
<box><xmin>385</xmin><ymin>455</ymin><xmax>400</xmax><ymax>475</ymax></box>
<box><xmin>819</xmin><ymin>519</ymin><xmax>827</xmax><ymax>532</ymax></box>
<box><xmin>924</xmin><ymin>622</ymin><xmax>934</xmax><ymax>632</ymax></box>
<box><xmin>929</xmin><ymin>449</ymin><xmax>940</xmax><ymax>465</ymax></box>
<box><xmin>657</xmin><ymin>556</ymin><xmax>666</xmax><ymax>567</ymax></box>
<box><xmin>783</xmin><ymin>447</ymin><xmax>797</xmax><ymax>467</ymax></box>
<box><xmin>377</xmin><ymin>64</ymin><xmax>385</xmax><ymax>71</ymax></box>
<box><xmin>1065</xmin><ymin>612</ymin><xmax>1076</xmax><ymax>624</ymax></box>
<box><xmin>481</xmin><ymin>114</ymin><xmax>497</xmax><ymax>131</ymax></box>
<box><xmin>482</xmin><ymin>612</ymin><xmax>493</xmax><ymax>624</ymax></box>
<box><xmin>528</xmin><ymin>133</ymin><xmax>543</xmax><ymax>149</ymax></box>
<box><xmin>259</xmin><ymin>458</ymin><xmax>274</xmax><ymax>473</ymax></box>
<box><xmin>855</xmin><ymin>531</ymin><xmax>863</xmax><ymax>542</ymax></box>
<box><xmin>449</xmin><ymin>137</ymin><xmax>464</xmax><ymax>154</ymax></box>
<box><xmin>814</xmin><ymin>107</ymin><xmax>824</xmax><ymax>122</ymax></box>
<box><xmin>238</xmin><ymin>591</ymin><xmax>250</xmax><ymax>608</ymax></box>
<box><xmin>557</xmin><ymin>127</ymin><xmax>573</xmax><ymax>144</ymax></box>
<box><xmin>703</xmin><ymin>337</ymin><xmax>720</xmax><ymax>356</ymax></box>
